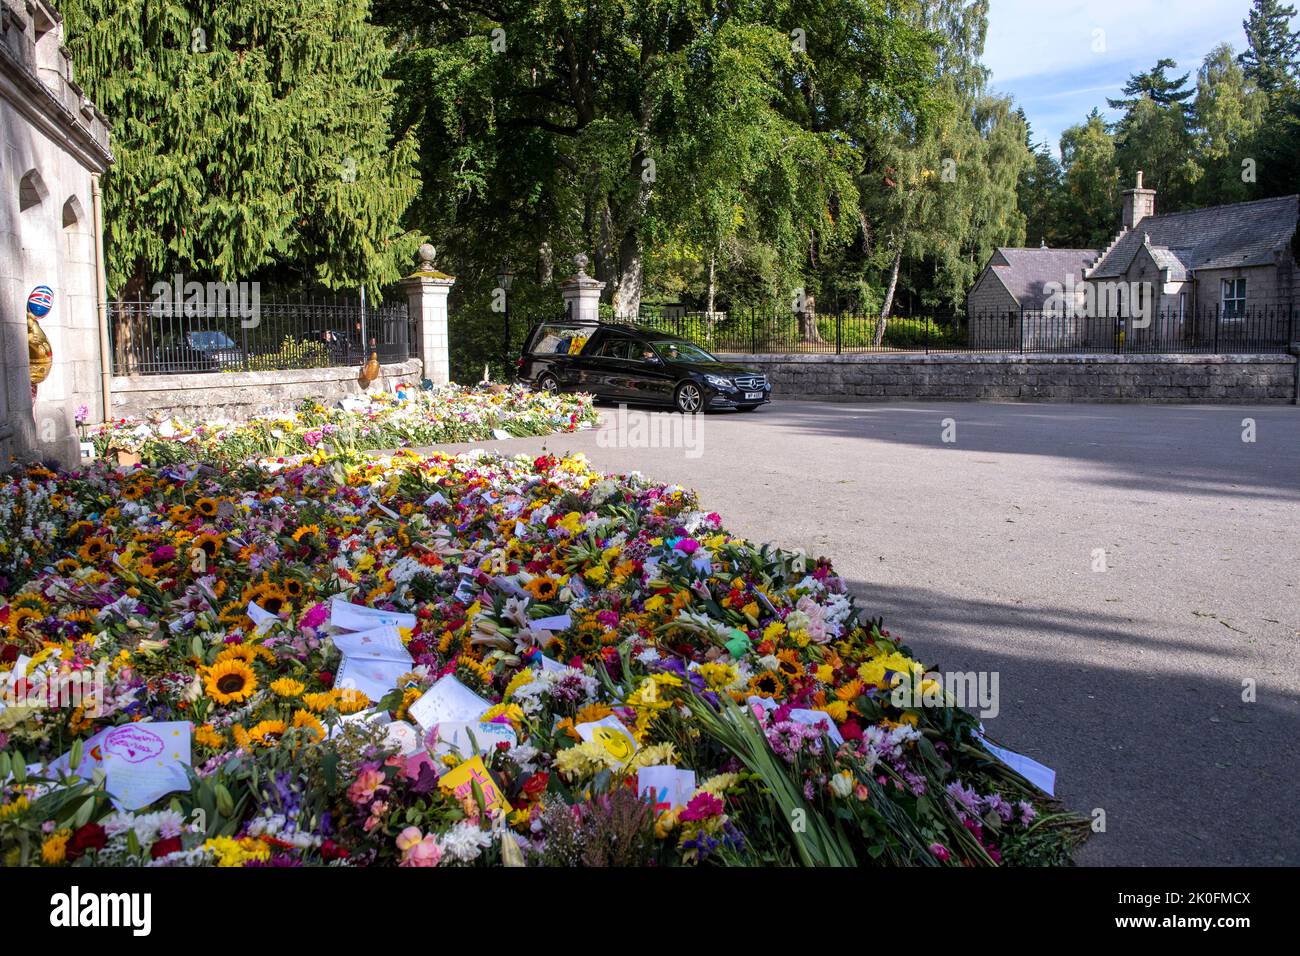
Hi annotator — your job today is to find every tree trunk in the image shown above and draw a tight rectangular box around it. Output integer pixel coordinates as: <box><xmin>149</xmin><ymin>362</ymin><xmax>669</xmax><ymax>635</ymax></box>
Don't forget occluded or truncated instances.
<box><xmin>875</xmin><ymin>241</ymin><xmax>904</xmax><ymax>347</ymax></box>
<box><xmin>706</xmin><ymin>252</ymin><xmax>716</xmax><ymax>317</ymax></box>
<box><xmin>798</xmin><ymin>292</ymin><xmax>822</xmax><ymax>343</ymax></box>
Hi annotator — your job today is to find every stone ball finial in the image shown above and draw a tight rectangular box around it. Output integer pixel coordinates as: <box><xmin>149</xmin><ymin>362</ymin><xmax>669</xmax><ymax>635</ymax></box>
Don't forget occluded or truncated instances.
<box><xmin>574</xmin><ymin>253</ymin><xmax>589</xmax><ymax>276</ymax></box>
<box><xmin>418</xmin><ymin>243</ymin><xmax>437</xmax><ymax>268</ymax></box>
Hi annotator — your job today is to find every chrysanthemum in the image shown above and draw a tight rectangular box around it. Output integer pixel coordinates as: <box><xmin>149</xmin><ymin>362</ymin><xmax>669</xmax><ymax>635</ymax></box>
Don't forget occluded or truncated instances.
<box><xmin>204</xmin><ymin>659</ymin><xmax>258</xmax><ymax>706</ymax></box>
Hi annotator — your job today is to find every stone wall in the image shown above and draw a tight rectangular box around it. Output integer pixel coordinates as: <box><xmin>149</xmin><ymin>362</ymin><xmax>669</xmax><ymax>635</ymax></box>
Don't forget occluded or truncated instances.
<box><xmin>109</xmin><ymin>359</ymin><xmax>423</xmax><ymax>421</ymax></box>
<box><xmin>716</xmin><ymin>352</ymin><xmax>1298</xmax><ymax>404</ymax></box>
<box><xmin>2</xmin><ymin>0</ymin><xmax>114</xmax><ymax>464</ymax></box>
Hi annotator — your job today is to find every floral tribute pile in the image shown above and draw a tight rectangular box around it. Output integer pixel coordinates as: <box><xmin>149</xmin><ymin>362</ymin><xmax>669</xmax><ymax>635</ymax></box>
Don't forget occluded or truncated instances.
<box><xmin>0</xmin><ymin>451</ymin><xmax>1088</xmax><ymax>867</ymax></box>
<box><xmin>89</xmin><ymin>384</ymin><xmax>598</xmax><ymax>466</ymax></box>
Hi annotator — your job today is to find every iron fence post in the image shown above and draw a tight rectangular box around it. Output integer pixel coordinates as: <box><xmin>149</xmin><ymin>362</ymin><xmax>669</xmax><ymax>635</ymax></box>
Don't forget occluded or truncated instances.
<box><xmin>1019</xmin><ymin>307</ymin><xmax>1024</xmax><ymax>353</ymax></box>
<box><xmin>835</xmin><ymin>312</ymin><xmax>842</xmax><ymax>354</ymax></box>
<box><xmin>752</xmin><ymin>307</ymin><xmax>758</xmax><ymax>355</ymax></box>
<box><xmin>1214</xmin><ymin>304</ymin><xmax>1220</xmax><ymax>353</ymax></box>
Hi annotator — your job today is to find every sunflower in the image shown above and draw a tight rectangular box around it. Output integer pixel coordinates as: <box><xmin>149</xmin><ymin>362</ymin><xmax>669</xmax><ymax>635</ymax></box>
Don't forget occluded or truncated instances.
<box><xmin>335</xmin><ymin>687</ymin><xmax>370</xmax><ymax>714</ymax></box>
<box><xmin>120</xmin><ymin>480</ymin><xmax>149</xmax><ymax>501</ymax></box>
<box><xmin>54</xmin><ymin>558</ymin><xmax>80</xmax><ymax>575</ymax></box>
<box><xmin>194</xmin><ymin>724</ymin><xmax>225</xmax><ymax>749</ymax></box>
<box><xmin>291</xmin><ymin>709</ymin><xmax>326</xmax><ymax>741</ymax></box>
<box><xmin>775</xmin><ymin>649</ymin><xmax>805</xmax><ymax>681</ymax></box>
<box><xmin>204</xmin><ymin>659</ymin><xmax>258</xmax><ymax>705</ymax></box>
<box><xmin>77</xmin><ymin>536</ymin><xmax>111</xmax><ymax>562</ymax></box>
<box><xmin>217</xmin><ymin>601</ymin><xmax>250</xmax><ymax>626</ymax></box>
<box><xmin>269</xmin><ymin>677</ymin><xmax>305</xmax><ymax>698</ymax></box>
<box><xmin>215</xmin><ymin>644</ymin><xmax>258</xmax><ymax>665</ymax></box>
<box><xmin>194</xmin><ymin>497</ymin><xmax>220</xmax><ymax>519</ymax></box>
<box><xmin>167</xmin><ymin>505</ymin><xmax>192</xmax><ymax>524</ymax></box>
<box><xmin>247</xmin><ymin>719</ymin><xmax>287</xmax><ymax>746</ymax></box>
<box><xmin>747</xmin><ymin>670</ymin><xmax>786</xmax><ymax>700</ymax></box>
<box><xmin>282</xmin><ymin>578</ymin><xmax>304</xmax><ymax>600</ymax></box>
<box><xmin>244</xmin><ymin>582</ymin><xmax>289</xmax><ymax>616</ymax></box>
<box><xmin>194</xmin><ymin>533</ymin><xmax>225</xmax><ymax>559</ymax></box>
<box><xmin>569</xmin><ymin>628</ymin><xmax>603</xmax><ymax>659</ymax></box>
<box><xmin>524</xmin><ymin>575</ymin><xmax>559</xmax><ymax>601</ymax></box>
<box><xmin>7</xmin><ymin>606</ymin><xmax>44</xmax><ymax>638</ymax></box>
<box><xmin>301</xmin><ymin>691</ymin><xmax>336</xmax><ymax>713</ymax></box>
<box><xmin>291</xmin><ymin>524</ymin><xmax>320</xmax><ymax>543</ymax></box>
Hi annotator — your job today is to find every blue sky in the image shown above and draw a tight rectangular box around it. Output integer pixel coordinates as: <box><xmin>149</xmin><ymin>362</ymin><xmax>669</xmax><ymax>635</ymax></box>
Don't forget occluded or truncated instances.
<box><xmin>983</xmin><ymin>0</ymin><xmax>1271</xmax><ymax>154</ymax></box>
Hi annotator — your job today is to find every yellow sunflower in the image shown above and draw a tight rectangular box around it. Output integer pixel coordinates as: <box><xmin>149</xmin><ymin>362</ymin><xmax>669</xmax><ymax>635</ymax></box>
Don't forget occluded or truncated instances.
<box><xmin>247</xmin><ymin>719</ymin><xmax>288</xmax><ymax>746</ymax></box>
<box><xmin>291</xmin><ymin>710</ymin><xmax>326</xmax><ymax>741</ymax></box>
<box><xmin>335</xmin><ymin>688</ymin><xmax>370</xmax><ymax>714</ymax></box>
<box><xmin>204</xmin><ymin>659</ymin><xmax>258</xmax><ymax>705</ymax></box>
<box><xmin>194</xmin><ymin>724</ymin><xmax>225</xmax><ymax>748</ymax></box>
<box><xmin>269</xmin><ymin>677</ymin><xmax>305</xmax><ymax>698</ymax></box>
<box><xmin>291</xmin><ymin>524</ymin><xmax>320</xmax><ymax>543</ymax></box>
<box><xmin>77</xmin><ymin>536</ymin><xmax>111</xmax><ymax>562</ymax></box>
<box><xmin>194</xmin><ymin>497</ymin><xmax>220</xmax><ymax>519</ymax></box>
<box><xmin>524</xmin><ymin>575</ymin><xmax>559</xmax><ymax>601</ymax></box>
<box><xmin>194</xmin><ymin>533</ymin><xmax>225</xmax><ymax>559</ymax></box>
<box><xmin>301</xmin><ymin>691</ymin><xmax>336</xmax><ymax>713</ymax></box>
<box><xmin>747</xmin><ymin>670</ymin><xmax>785</xmax><ymax>700</ymax></box>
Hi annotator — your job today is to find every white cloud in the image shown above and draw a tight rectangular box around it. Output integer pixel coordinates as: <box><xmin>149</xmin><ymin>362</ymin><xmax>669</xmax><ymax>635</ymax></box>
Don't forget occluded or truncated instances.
<box><xmin>984</xmin><ymin>0</ymin><xmax>1258</xmax><ymax>84</ymax></box>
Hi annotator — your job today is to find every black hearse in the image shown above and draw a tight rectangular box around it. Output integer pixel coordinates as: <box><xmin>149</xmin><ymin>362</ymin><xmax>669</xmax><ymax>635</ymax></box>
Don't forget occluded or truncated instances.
<box><xmin>518</xmin><ymin>322</ymin><xmax>771</xmax><ymax>413</ymax></box>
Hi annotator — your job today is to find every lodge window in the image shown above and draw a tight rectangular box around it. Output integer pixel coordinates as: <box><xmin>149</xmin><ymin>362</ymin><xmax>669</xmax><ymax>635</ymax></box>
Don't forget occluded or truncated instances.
<box><xmin>1221</xmin><ymin>278</ymin><xmax>1246</xmax><ymax>319</ymax></box>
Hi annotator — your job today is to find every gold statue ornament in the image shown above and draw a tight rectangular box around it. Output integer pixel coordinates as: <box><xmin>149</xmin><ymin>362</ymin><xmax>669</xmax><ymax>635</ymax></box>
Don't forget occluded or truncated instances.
<box><xmin>27</xmin><ymin>285</ymin><xmax>54</xmax><ymax>396</ymax></box>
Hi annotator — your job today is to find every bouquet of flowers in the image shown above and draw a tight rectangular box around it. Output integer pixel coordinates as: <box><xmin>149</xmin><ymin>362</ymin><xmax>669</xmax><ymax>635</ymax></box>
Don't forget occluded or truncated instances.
<box><xmin>89</xmin><ymin>385</ymin><xmax>598</xmax><ymax>466</ymax></box>
<box><xmin>0</xmin><ymin>451</ymin><xmax>1088</xmax><ymax>867</ymax></box>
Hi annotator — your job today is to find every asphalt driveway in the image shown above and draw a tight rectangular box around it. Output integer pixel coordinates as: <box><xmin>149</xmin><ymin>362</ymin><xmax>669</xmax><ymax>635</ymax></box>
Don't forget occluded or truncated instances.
<box><xmin>426</xmin><ymin>399</ymin><xmax>1300</xmax><ymax>866</ymax></box>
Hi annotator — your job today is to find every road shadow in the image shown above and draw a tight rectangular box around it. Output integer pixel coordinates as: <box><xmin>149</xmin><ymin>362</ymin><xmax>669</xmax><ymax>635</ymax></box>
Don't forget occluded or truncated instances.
<box><xmin>843</xmin><ymin>576</ymin><xmax>1300</xmax><ymax>867</ymax></box>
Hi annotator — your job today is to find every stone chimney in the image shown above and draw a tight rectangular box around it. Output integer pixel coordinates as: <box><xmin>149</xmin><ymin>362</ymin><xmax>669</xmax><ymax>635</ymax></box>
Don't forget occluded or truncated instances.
<box><xmin>1122</xmin><ymin>170</ymin><xmax>1156</xmax><ymax>230</ymax></box>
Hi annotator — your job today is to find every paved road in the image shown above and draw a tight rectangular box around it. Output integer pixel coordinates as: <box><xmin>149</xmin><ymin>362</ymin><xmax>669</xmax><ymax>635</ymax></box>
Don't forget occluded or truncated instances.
<box><xmin>427</xmin><ymin>399</ymin><xmax>1300</xmax><ymax>866</ymax></box>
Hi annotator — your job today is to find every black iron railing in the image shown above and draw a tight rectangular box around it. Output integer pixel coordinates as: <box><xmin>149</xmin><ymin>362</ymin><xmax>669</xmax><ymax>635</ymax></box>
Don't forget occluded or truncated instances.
<box><xmin>604</xmin><ymin>305</ymin><xmax>1296</xmax><ymax>356</ymax></box>
<box><xmin>108</xmin><ymin>297</ymin><xmax>414</xmax><ymax>376</ymax></box>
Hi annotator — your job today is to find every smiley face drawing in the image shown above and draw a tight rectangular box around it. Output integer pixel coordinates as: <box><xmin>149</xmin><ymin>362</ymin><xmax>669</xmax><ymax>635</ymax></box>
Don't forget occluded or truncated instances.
<box><xmin>591</xmin><ymin>725</ymin><xmax>634</xmax><ymax>763</ymax></box>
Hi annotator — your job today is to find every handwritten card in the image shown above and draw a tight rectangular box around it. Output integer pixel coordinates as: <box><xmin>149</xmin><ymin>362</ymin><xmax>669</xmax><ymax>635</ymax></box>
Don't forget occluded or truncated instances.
<box><xmin>637</xmin><ymin>765</ymin><xmax>697</xmax><ymax>812</ymax></box>
<box><xmin>439</xmin><ymin>755</ymin><xmax>512</xmax><ymax>813</ymax></box>
<box><xmin>336</xmin><ymin>657</ymin><xmax>409</xmax><ymax>703</ymax></box>
<box><xmin>102</xmin><ymin>722</ymin><xmax>192</xmax><ymax>811</ymax></box>
<box><xmin>407</xmin><ymin>674</ymin><xmax>490</xmax><ymax>732</ymax></box>
<box><xmin>431</xmin><ymin>720</ymin><xmax>518</xmax><ymax>757</ymax></box>
<box><xmin>329</xmin><ymin>597</ymin><xmax>416</xmax><ymax>632</ymax></box>
<box><xmin>331</xmin><ymin>626</ymin><xmax>409</xmax><ymax>663</ymax></box>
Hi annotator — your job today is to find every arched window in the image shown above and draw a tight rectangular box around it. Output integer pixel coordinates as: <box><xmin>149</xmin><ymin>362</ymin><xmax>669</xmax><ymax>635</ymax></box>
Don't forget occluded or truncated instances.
<box><xmin>62</xmin><ymin>195</ymin><xmax>84</xmax><ymax>228</ymax></box>
<box><xmin>19</xmin><ymin>169</ymin><xmax>48</xmax><ymax>212</ymax></box>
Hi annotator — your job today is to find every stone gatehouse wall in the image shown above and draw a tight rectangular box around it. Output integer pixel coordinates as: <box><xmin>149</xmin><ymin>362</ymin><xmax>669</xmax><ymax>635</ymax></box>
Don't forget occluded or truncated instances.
<box><xmin>109</xmin><ymin>359</ymin><xmax>423</xmax><ymax>421</ymax></box>
<box><xmin>715</xmin><ymin>352</ymin><xmax>1298</xmax><ymax>404</ymax></box>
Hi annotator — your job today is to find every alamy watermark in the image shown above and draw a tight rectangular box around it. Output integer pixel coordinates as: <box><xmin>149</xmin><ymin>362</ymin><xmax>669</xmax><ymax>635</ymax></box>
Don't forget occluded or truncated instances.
<box><xmin>1042</xmin><ymin>275</ymin><xmax>1155</xmax><ymax>328</ymax></box>
<box><xmin>596</xmin><ymin>404</ymin><xmax>704</xmax><ymax>459</ymax></box>
<box><xmin>890</xmin><ymin>670</ymin><xmax>1000</xmax><ymax>718</ymax></box>
<box><xmin>150</xmin><ymin>274</ymin><xmax>260</xmax><ymax>328</ymax></box>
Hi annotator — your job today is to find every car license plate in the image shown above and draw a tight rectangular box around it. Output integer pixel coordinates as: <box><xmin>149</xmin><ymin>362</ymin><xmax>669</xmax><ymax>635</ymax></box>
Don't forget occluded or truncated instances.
<box><xmin>744</xmin><ymin>391</ymin><xmax>762</xmax><ymax>400</ymax></box>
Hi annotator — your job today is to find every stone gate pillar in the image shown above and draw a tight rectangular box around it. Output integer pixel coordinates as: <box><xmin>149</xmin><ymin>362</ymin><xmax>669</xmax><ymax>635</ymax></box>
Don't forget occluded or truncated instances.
<box><xmin>559</xmin><ymin>254</ymin><xmax>604</xmax><ymax>325</ymax></box>
<box><xmin>400</xmin><ymin>244</ymin><xmax>455</xmax><ymax>385</ymax></box>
